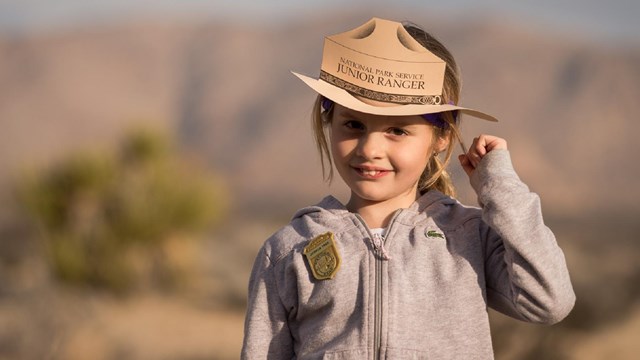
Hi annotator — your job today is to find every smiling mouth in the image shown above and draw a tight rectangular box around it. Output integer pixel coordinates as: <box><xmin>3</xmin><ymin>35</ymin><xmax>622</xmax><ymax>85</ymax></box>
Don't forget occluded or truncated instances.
<box><xmin>353</xmin><ymin>166</ymin><xmax>391</xmax><ymax>179</ymax></box>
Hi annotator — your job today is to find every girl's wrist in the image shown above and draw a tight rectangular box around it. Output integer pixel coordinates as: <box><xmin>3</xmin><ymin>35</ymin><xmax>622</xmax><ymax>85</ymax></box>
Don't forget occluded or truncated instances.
<box><xmin>469</xmin><ymin>149</ymin><xmax>518</xmax><ymax>193</ymax></box>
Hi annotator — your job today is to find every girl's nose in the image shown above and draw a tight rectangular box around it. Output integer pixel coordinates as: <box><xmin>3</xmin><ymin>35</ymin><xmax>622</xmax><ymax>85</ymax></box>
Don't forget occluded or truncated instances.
<box><xmin>356</xmin><ymin>132</ymin><xmax>384</xmax><ymax>160</ymax></box>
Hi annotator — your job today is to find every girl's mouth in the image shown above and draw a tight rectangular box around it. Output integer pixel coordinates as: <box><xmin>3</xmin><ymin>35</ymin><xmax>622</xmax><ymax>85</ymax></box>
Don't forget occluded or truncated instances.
<box><xmin>353</xmin><ymin>167</ymin><xmax>390</xmax><ymax>179</ymax></box>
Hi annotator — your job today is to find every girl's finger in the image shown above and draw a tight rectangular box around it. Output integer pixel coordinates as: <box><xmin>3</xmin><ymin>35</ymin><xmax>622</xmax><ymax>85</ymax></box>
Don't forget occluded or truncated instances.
<box><xmin>467</xmin><ymin>137</ymin><xmax>482</xmax><ymax>168</ymax></box>
<box><xmin>458</xmin><ymin>154</ymin><xmax>475</xmax><ymax>177</ymax></box>
<box><xmin>477</xmin><ymin>134</ymin><xmax>508</xmax><ymax>153</ymax></box>
<box><xmin>474</xmin><ymin>136</ymin><xmax>488</xmax><ymax>158</ymax></box>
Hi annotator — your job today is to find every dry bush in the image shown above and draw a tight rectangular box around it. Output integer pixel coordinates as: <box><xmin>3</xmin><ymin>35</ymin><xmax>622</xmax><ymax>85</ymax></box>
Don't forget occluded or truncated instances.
<box><xmin>19</xmin><ymin>128</ymin><xmax>228</xmax><ymax>294</ymax></box>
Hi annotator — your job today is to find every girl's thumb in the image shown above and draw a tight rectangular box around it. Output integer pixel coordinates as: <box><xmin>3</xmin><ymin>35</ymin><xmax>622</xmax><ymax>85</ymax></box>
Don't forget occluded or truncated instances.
<box><xmin>458</xmin><ymin>154</ymin><xmax>474</xmax><ymax>177</ymax></box>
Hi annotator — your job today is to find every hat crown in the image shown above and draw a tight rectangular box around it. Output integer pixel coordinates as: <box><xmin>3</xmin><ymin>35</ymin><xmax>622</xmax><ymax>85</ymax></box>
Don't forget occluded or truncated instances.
<box><xmin>319</xmin><ymin>17</ymin><xmax>446</xmax><ymax>105</ymax></box>
<box><xmin>330</xmin><ymin>18</ymin><xmax>443</xmax><ymax>62</ymax></box>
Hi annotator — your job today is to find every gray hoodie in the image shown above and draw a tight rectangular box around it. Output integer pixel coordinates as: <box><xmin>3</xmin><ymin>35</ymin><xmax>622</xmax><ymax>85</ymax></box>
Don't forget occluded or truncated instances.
<box><xmin>242</xmin><ymin>150</ymin><xmax>575</xmax><ymax>359</ymax></box>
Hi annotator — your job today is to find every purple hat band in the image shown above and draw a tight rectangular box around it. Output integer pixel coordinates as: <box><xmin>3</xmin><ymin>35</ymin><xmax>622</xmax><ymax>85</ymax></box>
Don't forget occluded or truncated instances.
<box><xmin>422</xmin><ymin>111</ymin><xmax>457</xmax><ymax>129</ymax></box>
<box><xmin>321</xmin><ymin>98</ymin><xmax>334</xmax><ymax>112</ymax></box>
<box><xmin>422</xmin><ymin>101</ymin><xmax>457</xmax><ymax>129</ymax></box>
<box><xmin>321</xmin><ymin>98</ymin><xmax>456</xmax><ymax>129</ymax></box>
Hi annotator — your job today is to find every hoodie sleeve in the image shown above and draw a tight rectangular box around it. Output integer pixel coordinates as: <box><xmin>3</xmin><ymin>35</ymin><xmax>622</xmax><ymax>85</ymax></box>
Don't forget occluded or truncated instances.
<box><xmin>470</xmin><ymin>149</ymin><xmax>575</xmax><ymax>324</ymax></box>
<box><xmin>241</xmin><ymin>246</ymin><xmax>294</xmax><ymax>359</ymax></box>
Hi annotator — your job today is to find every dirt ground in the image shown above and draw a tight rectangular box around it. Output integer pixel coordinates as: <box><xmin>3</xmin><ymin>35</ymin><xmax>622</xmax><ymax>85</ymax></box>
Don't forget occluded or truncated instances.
<box><xmin>10</xmin><ymin>293</ymin><xmax>639</xmax><ymax>360</ymax></box>
<box><xmin>60</xmin><ymin>296</ymin><xmax>244</xmax><ymax>360</ymax></box>
<box><xmin>1</xmin><ymin>273</ymin><xmax>639</xmax><ymax>359</ymax></box>
<box><xmin>0</xmin><ymin>290</ymin><xmax>244</xmax><ymax>360</ymax></box>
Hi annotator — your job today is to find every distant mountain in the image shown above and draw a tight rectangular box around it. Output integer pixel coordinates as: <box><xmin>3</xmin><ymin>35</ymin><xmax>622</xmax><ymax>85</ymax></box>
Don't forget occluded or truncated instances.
<box><xmin>1</xmin><ymin>12</ymin><xmax>639</xmax><ymax>217</ymax></box>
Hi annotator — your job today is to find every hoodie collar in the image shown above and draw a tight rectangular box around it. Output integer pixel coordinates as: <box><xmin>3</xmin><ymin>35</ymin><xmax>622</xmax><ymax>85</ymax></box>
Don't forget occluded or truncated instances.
<box><xmin>292</xmin><ymin>191</ymin><xmax>455</xmax><ymax>221</ymax></box>
<box><xmin>409</xmin><ymin>189</ymin><xmax>456</xmax><ymax>214</ymax></box>
<box><xmin>290</xmin><ymin>195</ymin><xmax>350</xmax><ymax>221</ymax></box>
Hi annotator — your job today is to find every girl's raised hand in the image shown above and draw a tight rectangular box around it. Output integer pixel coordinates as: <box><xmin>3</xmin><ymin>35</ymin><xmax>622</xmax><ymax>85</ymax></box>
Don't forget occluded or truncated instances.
<box><xmin>458</xmin><ymin>134</ymin><xmax>508</xmax><ymax>177</ymax></box>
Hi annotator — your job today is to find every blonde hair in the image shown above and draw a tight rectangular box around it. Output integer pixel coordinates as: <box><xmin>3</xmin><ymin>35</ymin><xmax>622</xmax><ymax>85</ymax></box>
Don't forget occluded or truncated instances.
<box><xmin>312</xmin><ymin>23</ymin><xmax>464</xmax><ymax>198</ymax></box>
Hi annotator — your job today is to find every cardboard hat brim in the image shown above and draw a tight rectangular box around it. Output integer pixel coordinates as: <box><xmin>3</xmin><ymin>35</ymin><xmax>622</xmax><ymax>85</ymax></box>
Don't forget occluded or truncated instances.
<box><xmin>292</xmin><ymin>71</ymin><xmax>498</xmax><ymax>122</ymax></box>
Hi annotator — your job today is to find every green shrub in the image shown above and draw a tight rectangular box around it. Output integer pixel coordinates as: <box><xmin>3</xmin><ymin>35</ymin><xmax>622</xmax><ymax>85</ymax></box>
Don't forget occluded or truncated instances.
<box><xmin>20</xmin><ymin>128</ymin><xmax>227</xmax><ymax>293</ymax></box>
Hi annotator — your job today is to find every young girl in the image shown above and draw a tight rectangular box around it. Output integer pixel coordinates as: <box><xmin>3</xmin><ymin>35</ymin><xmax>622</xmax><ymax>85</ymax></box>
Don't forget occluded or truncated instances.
<box><xmin>242</xmin><ymin>18</ymin><xmax>575</xmax><ymax>359</ymax></box>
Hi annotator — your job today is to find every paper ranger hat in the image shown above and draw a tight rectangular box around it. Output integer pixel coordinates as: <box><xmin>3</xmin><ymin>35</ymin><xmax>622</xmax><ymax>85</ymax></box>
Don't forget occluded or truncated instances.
<box><xmin>292</xmin><ymin>17</ymin><xmax>497</xmax><ymax>122</ymax></box>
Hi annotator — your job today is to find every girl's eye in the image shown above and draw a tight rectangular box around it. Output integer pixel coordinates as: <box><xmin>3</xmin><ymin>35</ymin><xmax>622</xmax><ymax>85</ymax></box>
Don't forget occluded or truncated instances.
<box><xmin>344</xmin><ymin>120</ymin><xmax>365</xmax><ymax>131</ymax></box>
<box><xmin>389</xmin><ymin>127</ymin><xmax>408</xmax><ymax>136</ymax></box>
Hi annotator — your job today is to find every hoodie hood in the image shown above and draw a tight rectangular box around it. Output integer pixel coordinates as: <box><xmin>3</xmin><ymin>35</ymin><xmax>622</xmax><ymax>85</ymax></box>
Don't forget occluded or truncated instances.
<box><xmin>291</xmin><ymin>190</ymin><xmax>458</xmax><ymax>225</ymax></box>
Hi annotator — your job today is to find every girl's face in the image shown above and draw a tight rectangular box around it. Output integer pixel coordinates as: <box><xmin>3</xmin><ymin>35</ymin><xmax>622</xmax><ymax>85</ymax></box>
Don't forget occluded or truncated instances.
<box><xmin>330</xmin><ymin>104</ymin><xmax>448</xmax><ymax>210</ymax></box>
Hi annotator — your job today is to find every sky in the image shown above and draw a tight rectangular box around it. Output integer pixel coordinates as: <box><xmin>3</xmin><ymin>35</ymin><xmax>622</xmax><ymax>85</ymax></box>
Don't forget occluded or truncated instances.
<box><xmin>0</xmin><ymin>0</ymin><xmax>638</xmax><ymax>45</ymax></box>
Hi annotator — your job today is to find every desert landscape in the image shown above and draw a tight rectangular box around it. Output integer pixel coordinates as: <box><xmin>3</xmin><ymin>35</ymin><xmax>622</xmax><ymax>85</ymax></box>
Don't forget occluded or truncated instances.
<box><xmin>0</xmin><ymin>9</ymin><xmax>639</xmax><ymax>359</ymax></box>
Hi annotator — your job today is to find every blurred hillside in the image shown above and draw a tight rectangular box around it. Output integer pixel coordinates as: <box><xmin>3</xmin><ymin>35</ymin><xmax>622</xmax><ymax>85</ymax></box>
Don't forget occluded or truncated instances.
<box><xmin>0</xmin><ymin>10</ymin><xmax>639</xmax><ymax>359</ymax></box>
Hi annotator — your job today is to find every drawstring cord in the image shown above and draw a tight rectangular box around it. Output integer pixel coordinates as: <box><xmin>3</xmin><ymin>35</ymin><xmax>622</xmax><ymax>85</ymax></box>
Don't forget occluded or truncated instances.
<box><xmin>370</xmin><ymin>233</ymin><xmax>392</xmax><ymax>260</ymax></box>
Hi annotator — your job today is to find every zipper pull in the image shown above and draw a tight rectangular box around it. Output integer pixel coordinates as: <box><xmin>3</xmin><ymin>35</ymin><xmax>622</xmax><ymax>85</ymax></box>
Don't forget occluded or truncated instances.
<box><xmin>370</xmin><ymin>233</ymin><xmax>392</xmax><ymax>260</ymax></box>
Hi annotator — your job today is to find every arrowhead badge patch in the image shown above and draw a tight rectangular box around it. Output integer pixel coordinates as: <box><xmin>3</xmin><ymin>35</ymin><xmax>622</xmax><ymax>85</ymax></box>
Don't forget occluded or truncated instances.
<box><xmin>303</xmin><ymin>232</ymin><xmax>341</xmax><ymax>280</ymax></box>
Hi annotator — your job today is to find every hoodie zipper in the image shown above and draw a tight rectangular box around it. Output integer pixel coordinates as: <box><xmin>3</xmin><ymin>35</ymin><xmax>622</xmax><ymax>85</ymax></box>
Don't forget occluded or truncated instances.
<box><xmin>354</xmin><ymin>210</ymin><xmax>402</xmax><ymax>359</ymax></box>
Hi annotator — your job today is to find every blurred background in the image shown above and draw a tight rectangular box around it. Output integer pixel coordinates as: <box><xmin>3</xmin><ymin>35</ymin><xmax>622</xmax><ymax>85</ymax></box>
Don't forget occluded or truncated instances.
<box><xmin>1</xmin><ymin>0</ymin><xmax>639</xmax><ymax>359</ymax></box>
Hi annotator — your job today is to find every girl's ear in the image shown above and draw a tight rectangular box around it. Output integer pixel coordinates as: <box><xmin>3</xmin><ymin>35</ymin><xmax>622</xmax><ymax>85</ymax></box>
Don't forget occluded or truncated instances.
<box><xmin>435</xmin><ymin>135</ymin><xmax>450</xmax><ymax>153</ymax></box>
<box><xmin>321</xmin><ymin>110</ymin><xmax>334</xmax><ymax>124</ymax></box>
